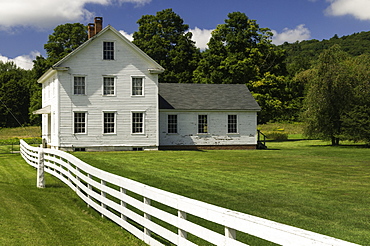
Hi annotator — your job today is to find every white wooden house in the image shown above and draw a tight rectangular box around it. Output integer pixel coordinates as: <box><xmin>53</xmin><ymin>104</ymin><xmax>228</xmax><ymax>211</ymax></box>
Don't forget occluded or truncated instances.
<box><xmin>35</xmin><ymin>18</ymin><xmax>261</xmax><ymax>151</ymax></box>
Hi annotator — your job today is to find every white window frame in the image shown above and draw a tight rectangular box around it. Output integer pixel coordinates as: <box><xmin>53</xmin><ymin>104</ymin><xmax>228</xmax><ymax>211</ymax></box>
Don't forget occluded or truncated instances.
<box><xmin>103</xmin><ymin>41</ymin><xmax>115</xmax><ymax>60</ymax></box>
<box><xmin>103</xmin><ymin>111</ymin><xmax>116</xmax><ymax>134</ymax></box>
<box><xmin>198</xmin><ymin>114</ymin><xmax>208</xmax><ymax>134</ymax></box>
<box><xmin>131</xmin><ymin>76</ymin><xmax>145</xmax><ymax>96</ymax></box>
<box><xmin>227</xmin><ymin>114</ymin><xmax>238</xmax><ymax>134</ymax></box>
<box><xmin>102</xmin><ymin>76</ymin><xmax>116</xmax><ymax>96</ymax></box>
<box><xmin>131</xmin><ymin>111</ymin><xmax>145</xmax><ymax>134</ymax></box>
<box><xmin>73</xmin><ymin>75</ymin><xmax>86</xmax><ymax>95</ymax></box>
<box><xmin>73</xmin><ymin>111</ymin><xmax>87</xmax><ymax>134</ymax></box>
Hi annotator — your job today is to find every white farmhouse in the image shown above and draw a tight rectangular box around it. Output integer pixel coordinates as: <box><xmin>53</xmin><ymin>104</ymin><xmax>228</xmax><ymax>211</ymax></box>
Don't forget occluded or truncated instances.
<box><xmin>35</xmin><ymin>18</ymin><xmax>261</xmax><ymax>151</ymax></box>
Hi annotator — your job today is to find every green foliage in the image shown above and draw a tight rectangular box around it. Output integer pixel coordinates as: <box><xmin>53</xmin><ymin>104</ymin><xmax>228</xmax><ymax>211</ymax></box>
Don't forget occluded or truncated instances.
<box><xmin>302</xmin><ymin>45</ymin><xmax>352</xmax><ymax>145</ymax></box>
<box><xmin>0</xmin><ymin>61</ymin><xmax>34</xmax><ymax>127</ymax></box>
<box><xmin>133</xmin><ymin>9</ymin><xmax>201</xmax><ymax>83</ymax></box>
<box><xmin>193</xmin><ymin>12</ymin><xmax>286</xmax><ymax>85</ymax></box>
<box><xmin>44</xmin><ymin>23</ymin><xmax>88</xmax><ymax>64</ymax></box>
<box><xmin>264</xmin><ymin>131</ymin><xmax>288</xmax><ymax>141</ymax></box>
<box><xmin>251</xmin><ymin>72</ymin><xmax>304</xmax><ymax>123</ymax></box>
<box><xmin>282</xmin><ymin>31</ymin><xmax>370</xmax><ymax>77</ymax></box>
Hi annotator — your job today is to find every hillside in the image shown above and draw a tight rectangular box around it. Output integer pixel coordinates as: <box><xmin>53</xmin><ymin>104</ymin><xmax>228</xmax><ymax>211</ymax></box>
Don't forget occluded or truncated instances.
<box><xmin>280</xmin><ymin>31</ymin><xmax>370</xmax><ymax>76</ymax></box>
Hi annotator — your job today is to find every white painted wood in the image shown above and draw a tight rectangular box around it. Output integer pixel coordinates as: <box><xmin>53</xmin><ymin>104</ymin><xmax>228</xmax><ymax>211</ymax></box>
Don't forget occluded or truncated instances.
<box><xmin>159</xmin><ymin>111</ymin><xmax>258</xmax><ymax>147</ymax></box>
<box><xmin>37</xmin><ymin>147</ymin><xmax>45</xmax><ymax>188</ymax></box>
<box><xmin>20</xmin><ymin>140</ymin><xmax>361</xmax><ymax>246</ymax></box>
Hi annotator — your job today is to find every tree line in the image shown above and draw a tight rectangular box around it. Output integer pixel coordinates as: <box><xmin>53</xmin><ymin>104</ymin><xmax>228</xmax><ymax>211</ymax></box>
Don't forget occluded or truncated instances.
<box><xmin>1</xmin><ymin>9</ymin><xmax>369</xmax><ymax>144</ymax></box>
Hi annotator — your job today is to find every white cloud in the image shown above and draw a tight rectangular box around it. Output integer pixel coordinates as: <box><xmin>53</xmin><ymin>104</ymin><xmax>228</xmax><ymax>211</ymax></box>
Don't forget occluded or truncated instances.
<box><xmin>119</xmin><ymin>30</ymin><xmax>134</xmax><ymax>41</ymax></box>
<box><xmin>0</xmin><ymin>0</ymin><xmax>151</xmax><ymax>30</ymax></box>
<box><xmin>189</xmin><ymin>27</ymin><xmax>213</xmax><ymax>50</ymax></box>
<box><xmin>0</xmin><ymin>51</ymin><xmax>40</xmax><ymax>70</ymax></box>
<box><xmin>118</xmin><ymin>28</ymin><xmax>213</xmax><ymax>50</ymax></box>
<box><xmin>271</xmin><ymin>24</ymin><xmax>311</xmax><ymax>45</ymax></box>
<box><xmin>325</xmin><ymin>0</ymin><xmax>370</xmax><ymax>20</ymax></box>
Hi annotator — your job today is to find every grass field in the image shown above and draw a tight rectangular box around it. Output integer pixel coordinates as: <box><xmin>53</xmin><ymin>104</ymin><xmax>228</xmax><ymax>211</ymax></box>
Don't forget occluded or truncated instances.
<box><xmin>72</xmin><ymin>140</ymin><xmax>369</xmax><ymax>245</ymax></box>
<box><xmin>0</xmin><ymin>153</ymin><xmax>147</xmax><ymax>246</ymax></box>
<box><xmin>1</xmin><ymin>125</ymin><xmax>369</xmax><ymax>245</ymax></box>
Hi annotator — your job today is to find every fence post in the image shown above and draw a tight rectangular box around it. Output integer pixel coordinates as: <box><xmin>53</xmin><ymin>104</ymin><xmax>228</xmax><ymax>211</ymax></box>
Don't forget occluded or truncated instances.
<box><xmin>225</xmin><ymin>227</ymin><xmax>236</xmax><ymax>245</ymax></box>
<box><xmin>178</xmin><ymin>210</ymin><xmax>187</xmax><ymax>240</ymax></box>
<box><xmin>120</xmin><ymin>187</ymin><xmax>127</xmax><ymax>222</ymax></box>
<box><xmin>143</xmin><ymin>197</ymin><xmax>151</xmax><ymax>237</ymax></box>
<box><xmin>37</xmin><ymin>146</ymin><xmax>45</xmax><ymax>188</ymax></box>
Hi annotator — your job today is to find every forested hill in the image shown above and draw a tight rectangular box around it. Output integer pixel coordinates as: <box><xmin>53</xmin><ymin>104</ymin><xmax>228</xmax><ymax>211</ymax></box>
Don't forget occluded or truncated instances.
<box><xmin>280</xmin><ymin>31</ymin><xmax>370</xmax><ymax>75</ymax></box>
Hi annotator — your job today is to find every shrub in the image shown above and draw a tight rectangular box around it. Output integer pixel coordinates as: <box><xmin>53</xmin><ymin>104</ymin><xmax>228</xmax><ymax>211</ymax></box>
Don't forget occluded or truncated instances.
<box><xmin>265</xmin><ymin>131</ymin><xmax>288</xmax><ymax>141</ymax></box>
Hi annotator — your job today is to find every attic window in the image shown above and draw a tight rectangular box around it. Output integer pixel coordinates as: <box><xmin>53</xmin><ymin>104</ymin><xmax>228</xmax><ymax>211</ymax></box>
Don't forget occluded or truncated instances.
<box><xmin>103</xmin><ymin>42</ymin><xmax>114</xmax><ymax>60</ymax></box>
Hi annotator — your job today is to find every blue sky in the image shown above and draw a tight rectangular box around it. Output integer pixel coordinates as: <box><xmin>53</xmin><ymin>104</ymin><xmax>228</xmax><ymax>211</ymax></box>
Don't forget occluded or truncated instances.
<box><xmin>1</xmin><ymin>0</ymin><xmax>370</xmax><ymax>70</ymax></box>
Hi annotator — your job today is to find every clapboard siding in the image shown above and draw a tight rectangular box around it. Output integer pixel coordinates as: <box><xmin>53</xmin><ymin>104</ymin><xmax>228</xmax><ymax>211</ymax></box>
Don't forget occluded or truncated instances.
<box><xmin>54</xmin><ymin>28</ymin><xmax>159</xmax><ymax>150</ymax></box>
<box><xmin>159</xmin><ymin>111</ymin><xmax>258</xmax><ymax>147</ymax></box>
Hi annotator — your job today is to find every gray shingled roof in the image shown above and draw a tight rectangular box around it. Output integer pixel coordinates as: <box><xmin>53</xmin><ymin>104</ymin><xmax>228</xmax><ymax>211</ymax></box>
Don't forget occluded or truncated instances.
<box><xmin>159</xmin><ymin>83</ymin><xmax>261</xmax><ymax>111</ymax></box>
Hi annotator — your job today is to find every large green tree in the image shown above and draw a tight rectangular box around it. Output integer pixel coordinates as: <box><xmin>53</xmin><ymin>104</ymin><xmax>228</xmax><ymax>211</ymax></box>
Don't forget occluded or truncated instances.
<box><xmin>193</xmin><ymin>12</ymin><xmax>286</xmax><ymax>85</ymax></box>
<box><xmin>341</xmin><ymin>54</ymin><xmax>370</xmax><ymax>144</ymax></box>
<box><xmin>302</xmin><ymin>45</ymin><xmax>353</xmax><ymax>145</ymax></box>
<box><xmin>133</xmin><ymin>9</ymin><xmax>201</xmax><ymax>83</ymax></box>
<box><xmin>0</xmin><ymin>61</ymin><xmax>33</xmax><ymax>127</ymax></box>
<box><xmin>44</xmin><ymin>23</ymin><xmax>88</xmax><ymax>65</ymax></box>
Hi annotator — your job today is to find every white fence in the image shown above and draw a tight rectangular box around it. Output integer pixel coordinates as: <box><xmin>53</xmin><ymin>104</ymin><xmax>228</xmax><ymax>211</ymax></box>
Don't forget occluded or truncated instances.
<box><xmin>20</xmin><ymin>140</ymin><xmax>360</xmax><ymax>246</ymax></box>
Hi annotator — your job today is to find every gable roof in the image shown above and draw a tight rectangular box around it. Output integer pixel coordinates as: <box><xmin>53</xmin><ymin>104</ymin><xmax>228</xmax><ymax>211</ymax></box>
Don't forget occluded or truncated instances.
<box><xmin>38</xmin><ymin>25</ymin><xmax>164</xmax><ymax>83</ymax></box>
<box><xmin>159</xmin><ymin>83</ymin><xmax>261</xmax><ymax>111</ymax></box>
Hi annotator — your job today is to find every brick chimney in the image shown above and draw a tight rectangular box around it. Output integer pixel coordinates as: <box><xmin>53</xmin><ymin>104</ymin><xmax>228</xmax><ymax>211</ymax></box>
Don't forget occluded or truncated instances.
<box><xmin>88</xmin><ymin>17</ymin><xmax>103</xmax><ymax>39</ymax></box>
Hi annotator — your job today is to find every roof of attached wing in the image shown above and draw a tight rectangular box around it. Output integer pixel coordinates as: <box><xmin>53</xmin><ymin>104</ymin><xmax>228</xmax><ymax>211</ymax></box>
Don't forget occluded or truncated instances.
<box><xmin>159</xmin><ymin>83</ymin><xmax>261</xmax><ymax>111</ymax></box>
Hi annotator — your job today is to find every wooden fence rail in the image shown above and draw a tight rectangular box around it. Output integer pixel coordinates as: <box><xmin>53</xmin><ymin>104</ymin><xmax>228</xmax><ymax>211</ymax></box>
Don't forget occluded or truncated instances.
<box><xmin>20</xmin><ymin>140</ymin><xmax>360</xmax><ymax>246</ymax></box>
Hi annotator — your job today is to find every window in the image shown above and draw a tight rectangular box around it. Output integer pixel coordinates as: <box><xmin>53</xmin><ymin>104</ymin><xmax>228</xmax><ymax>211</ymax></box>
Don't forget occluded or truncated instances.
<box><xmin>168</xmin><ymin>115</ymin><xmax>177</xmax><ymax>133</ymax></box>
<box><xmin>74</xmin><ymin>112</ymin><xmax>86</xmax><ymax>134</ymax></box>
<box><xmin>74</xmin><ymin>76</ymin><xmax>85</xmax><ymax>95</ymax></box>
<box><xmin>103</xmin><ymin>112</ymin><xmax>115</xmax><ymax>134</ymax></box>
<box><xmin>132</xmin><ymin>112</ymin><xmax>144</xmax><ymax>134</ymax></box>
<box><xmin>198</xmin><ymin>115</ymin><xmax>208</xmax><ymax>133</ymax></box>
<box><xmin>132</xmin><ymin>77</ymin><xmax>143</xmax><ymax>96</ymax></box>
<box><xmin>228</xmin><ymin>115</ymin><xmax>238</xmax><ymax>133</ymax></box>
<box><xmin>103</xmin><ymin>77</ymin><xmax>115</xmax><ymax>95</ymax></box>
<box><xmin>103</xmin><ymin>42</ymin><xmax>114</xmax><ymax>60</ymax></box>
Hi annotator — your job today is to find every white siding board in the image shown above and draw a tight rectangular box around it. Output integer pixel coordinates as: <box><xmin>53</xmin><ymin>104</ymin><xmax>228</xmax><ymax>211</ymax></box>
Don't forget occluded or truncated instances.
<box><xmin>159</xmin><ymin>111</ymin><xmax>257</xmax><ymax>146</ymax></box>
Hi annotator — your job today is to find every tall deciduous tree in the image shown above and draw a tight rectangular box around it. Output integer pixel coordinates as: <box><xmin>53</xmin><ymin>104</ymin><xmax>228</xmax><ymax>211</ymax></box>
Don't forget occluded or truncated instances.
<box><xmin>341</xmin><ymin>54</ymin><xmax>370</xmax><ymax>144</ymax></box>
<box><xmin>0</xmin><ymin>61</ymin><xmax>33</xmax><ymax>127</ymax></box>
<box><xmin>133</xmin><ymin>9</ymin><xmax>200</xmax><ymax>83</ymax></box>
<box><xmin>44</xmin><ymin>23</ymin><xmax>88</xmax><ymax>64</ymax></box>
<box><xmin>193</xmin><ymin>12</ymin><xmax>286</xmax><ymax>85</ymax></box>
<box><xmin>302</xmin><ymin>45</ymin><xmax>352</xmax><ymax>145</ymax></box>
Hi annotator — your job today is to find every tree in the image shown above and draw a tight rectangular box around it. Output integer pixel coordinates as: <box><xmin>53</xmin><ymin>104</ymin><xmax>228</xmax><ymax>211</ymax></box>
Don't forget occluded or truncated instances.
<box><xmin>44</xmin><ymin>23</ymin><xmax>88</xmax><ymax>64</ymax></box>
<box><xmin>341</xmin><ymin>54</ymin><xmax>370</xmax><ymax>144</ymax></box>
<box><xmin>133</xmin><ymin>9</ymin><xmax>200</xmax><ymax>83</ymax></box>
<box><xmin>251</xmin><ymin>72</ymin><xmax>304</xmax><ymax>123</ymax></box>
<box><xmin>302</xmin><ymin>45</ymin><xmax>353</xmax><ymax>145</ymax></box>
<box><xmin>0</xmin><ymin>61</ymin><xmax>33</xmax><ymax>127</ymax></box>
<box><xmin>193</xmin><ymin>12</ymin><xmax>286</xmax><ymax>85</ymax></box>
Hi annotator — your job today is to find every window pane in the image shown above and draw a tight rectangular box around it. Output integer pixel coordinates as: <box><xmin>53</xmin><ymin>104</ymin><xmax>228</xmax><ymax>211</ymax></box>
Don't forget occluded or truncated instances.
<box><xmin>74</xmin><ymin>112</ymin><xmax>86</xmax><ymax>133</ymax></box>
<box><xmin>132</xmin><ymin>78</ymin><xmax>143</xmax><ymax>95</ymax></box>
<box><xmin>198</xmin><ymin>115</ymin><xmax>208</xmax><ymax>133</ymax></box>
<box><xmin>74</xmin><ymin>77</ymin><xmax>85</xmax><ymax>95</ymax></box>
<box><xmin>104</xmin><ymin>112</ymin><xmax>115</xmax><ymax>133</ymax></box>
<box><xmin>132</xmin><ymin>112</ymin><xmax>143</xmax><ymax>133</ymax></box>
<box><xmin>168</xmin><ymin>115</ymin><xmax>177</xmax><ymax>133</ymax></box>
<box><xmin>228</xmin><ymin>115</ymin><xmax>237</xmax><ymax>133</ymax></box>
<box><xmin>103</xmin><ymin>77</ymin><xmax>115</xmax><ymax>95</ymax></box>
<box><xmin>103</xmin><ymin>42</ymin><xmax>114</xmax><ymax>60</ymax></box>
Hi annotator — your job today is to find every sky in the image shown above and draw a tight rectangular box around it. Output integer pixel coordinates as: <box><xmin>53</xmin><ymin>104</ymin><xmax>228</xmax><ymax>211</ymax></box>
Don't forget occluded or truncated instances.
<box><xmin>1</xmin><ymin>0</ymin><xmax>370</xmax><ymax>70</ymax></box>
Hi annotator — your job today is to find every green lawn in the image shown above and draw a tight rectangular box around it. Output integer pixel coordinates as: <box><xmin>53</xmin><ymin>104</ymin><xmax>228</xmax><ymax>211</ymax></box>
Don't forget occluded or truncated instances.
<box><xmin>72</xmin><ymin>140</ymin><xmax>369</xmax><ymax>245</ymax></box>
<box><xmin>0</xmin><ymin>153</ymin><xmax>147</xmax><ymax>246</ymax></box>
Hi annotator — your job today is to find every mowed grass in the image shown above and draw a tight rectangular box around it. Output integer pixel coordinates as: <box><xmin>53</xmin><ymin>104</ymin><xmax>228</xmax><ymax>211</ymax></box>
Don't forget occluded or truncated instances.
<box><xmin>73</xmin><ymin>140</ymin><xmax>370</xmax><ymax>245</ymax></box>
<box><xmin>0</xmin><ymin>153</ymin><xmax>147</xmax><ymax>246</ymax></box>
